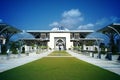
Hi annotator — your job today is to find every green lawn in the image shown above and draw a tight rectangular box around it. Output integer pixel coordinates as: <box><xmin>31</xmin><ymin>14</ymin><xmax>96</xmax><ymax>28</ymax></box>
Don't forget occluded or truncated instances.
<box><xmin>48</xmin><ymin>50</ymin><xmax>71</xmax><ymax>56</ymax></box>
<box><xmin>0</xmin><ymin>57</ymin><xmax>120</xmax><ymax>80</ymax></box>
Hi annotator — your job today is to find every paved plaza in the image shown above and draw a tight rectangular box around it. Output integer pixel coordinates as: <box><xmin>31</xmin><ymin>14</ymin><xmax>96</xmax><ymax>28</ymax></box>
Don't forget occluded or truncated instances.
<box><xmin>67</xmin><ymin>50</ymin><xmax>120</xmax><ymax>75</ymax></box>
<box><xmin>0</xmin><ymin>50</ymin><xmax>120</xmax><ymax>76</ymax></box>
<box><xmin>0</xmin><ymin>51</ymin><xmax>52</xmax><ymax>73</ymax></box>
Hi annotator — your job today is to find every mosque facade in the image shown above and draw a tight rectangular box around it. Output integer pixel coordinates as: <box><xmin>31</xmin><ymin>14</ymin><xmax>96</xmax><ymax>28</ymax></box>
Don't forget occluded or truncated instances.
<box><xmin>25</xmin><ymin>26</ymin><xmax>97</xmax><ymax>51</ymax></box>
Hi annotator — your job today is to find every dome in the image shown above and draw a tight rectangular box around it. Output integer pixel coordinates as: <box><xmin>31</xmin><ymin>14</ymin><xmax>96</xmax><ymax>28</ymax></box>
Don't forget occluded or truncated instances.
<box><xmin>51</xmin><ymin>26</ymin><xmax>69</xmax><ymax>31</ymax></box>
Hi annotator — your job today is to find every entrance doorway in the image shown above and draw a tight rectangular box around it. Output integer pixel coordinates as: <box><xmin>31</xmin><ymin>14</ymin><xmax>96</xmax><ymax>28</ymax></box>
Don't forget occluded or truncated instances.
<box><xmin>54</xmin><ymin>37</ymin><xmax>66</xmax><ymax>50</ymax></box>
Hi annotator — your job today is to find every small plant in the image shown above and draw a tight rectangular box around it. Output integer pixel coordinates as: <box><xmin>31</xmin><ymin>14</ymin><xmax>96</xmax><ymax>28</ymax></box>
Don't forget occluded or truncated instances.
<box><xmin>10</xmin><ymin>41</ymin><xmax>20</xmax><ymax>54</ymax></box>
<box><xmin>21</xmin><ymin>47</ymin><xmax>25</xmax><ymax>53</ymax></box>
<box><xmin>93</xmin><ymin>47</ymin><xmax>98</xmax><ymax>53</ymax></box>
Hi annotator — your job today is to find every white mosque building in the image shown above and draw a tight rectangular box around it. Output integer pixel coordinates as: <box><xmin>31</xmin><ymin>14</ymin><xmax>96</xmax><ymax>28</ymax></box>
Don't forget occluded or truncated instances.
<box><xmin>22</xmin><ymin>26</ymin><xmax>100</xmax><ymax>52</ymax></box>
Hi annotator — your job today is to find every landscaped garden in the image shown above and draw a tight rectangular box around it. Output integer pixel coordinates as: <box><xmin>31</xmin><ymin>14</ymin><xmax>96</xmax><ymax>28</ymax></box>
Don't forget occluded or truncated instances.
<box><xmin>0</xmin><ymin>51</ymin><xmax>120</xmax><ymax>80</ymax></box>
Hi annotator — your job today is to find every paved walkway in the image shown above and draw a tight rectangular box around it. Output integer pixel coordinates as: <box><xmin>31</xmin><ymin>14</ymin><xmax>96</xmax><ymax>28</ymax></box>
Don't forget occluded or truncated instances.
<box><xmin>0</xmin><ymin>51</ymin><xmax>52</xmax><ymax>73</ymax></box>
<box><xmin>67</xmin><ymin>50</ymin><xmax>120</xmax><ymax>75</ymax></box>
<box><xmin>0</xmin><ymin>50</ymin><xmax>120</xmax><ymax>76</ymax></box>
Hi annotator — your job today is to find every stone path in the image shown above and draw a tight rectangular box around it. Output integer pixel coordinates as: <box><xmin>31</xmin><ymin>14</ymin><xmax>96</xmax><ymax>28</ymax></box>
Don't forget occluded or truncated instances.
<box><xmin>0</xmin><ymin>51</ymin><xmax>52</xmax><ymax>73</ymax></box>
<box><xmin>67</xmin><ymin>50</ymin><xmax>120</xmax><ymax>75</ymax></box>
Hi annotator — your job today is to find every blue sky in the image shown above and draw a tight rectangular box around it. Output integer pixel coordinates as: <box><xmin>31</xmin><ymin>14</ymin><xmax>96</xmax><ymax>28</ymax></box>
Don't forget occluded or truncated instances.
<box><xmin>0</xmin><ymin>0</ymin><xmax>120</xmax><ymax>31</ymax></box>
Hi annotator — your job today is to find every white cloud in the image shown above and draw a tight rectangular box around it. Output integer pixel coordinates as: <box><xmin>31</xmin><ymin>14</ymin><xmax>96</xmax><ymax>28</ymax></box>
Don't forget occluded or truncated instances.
<box><xmin>78</xmin><ymin>16</ymin><xmax>120</xmax><ymax>30</ymax></box>
<box><xmin>78</xmin><ymin>23</ymin><xmax>94</xmax><ymax>30</ymax></box>
<box><xmin>49</xmin><ymin>22</ymin><xmax>59</xmax><ymax>27</ymax></box>
<box><xmin>110</xmin><ymin>16</ymin><xmax>120</xmax><ymax>22</ymax></box>
<box><xmin>62</xmin><ymin>9</ymin><xmax>81</xmax><ymax>18</ymax></box>
<box><xmin>61</xmin><ymin>9</ymin><xmax>83</xmax><ymax>29</ymax></box>
<box><xmin>60</xmin><ymin>17</ymin><xmax>83</xmax><ymax>29</ymax></box>
<box><xmin>49</xmin><ymin>9</ymin><xmax>83</xmax><ymax>29</ymax></box>
<box><xmin>96</xmin><ymin>16</ymin><xmax>120</xmax><ymax>26</ymax></box>
<box><xmin>94</xmin><ymin>16</ymin><xmax>120</xmax><ymax>30</ymax></box>
<box><xmin>77</xmin><ymin>16</ymin><xmax>120</xmax><ymax>30</ymax></box>
<box><xmin>49</xmin><ymin>9</ymin><xmax>120</xmax><ymax>30</ymax></box>
<box><xmin>95</xmin><ymin>18</ymin><xmax>109</xmax><ymax>26</ymax></box>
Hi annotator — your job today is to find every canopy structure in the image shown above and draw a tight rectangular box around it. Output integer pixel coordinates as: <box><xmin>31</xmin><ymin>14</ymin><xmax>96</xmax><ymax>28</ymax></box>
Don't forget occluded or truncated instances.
<box><xmin>0</xmin><ymin>23</ymin><xmax>22</xmax><ymax>38</ymax></box>
<box><xmin>0</xmin><ymin>23</ymin><xmax>21</xmax><ymax>34</ymax></box>
<box><xmin>0</xmin><ymin>23</ymin><xmax>22</xmax><ymax>42</ymax></box>
<box><xmin>0</xmin><ymin>23</ymin><xmax>22</xmax><ymax>54</ymax></box>
<box><xmin>98</xmin><ymin>23</ymin><xmax>120</xmax><ymax>36</ymax></box>
<box><xmin>97</xmin><ymin>23</ymin><xmax>120</xmax><ymax>54</ymax></box>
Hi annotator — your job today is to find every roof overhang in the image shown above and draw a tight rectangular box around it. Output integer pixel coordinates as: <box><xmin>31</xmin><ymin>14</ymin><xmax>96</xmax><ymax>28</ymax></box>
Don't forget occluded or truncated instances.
<box><xmin>71</xmin><ymin>38</ymin><xmax>102</xmax><ymax>41</ymax></box>
<box><xmin>27</xmin><ymin>30</ymin><xmax>94</xmax><ymax>33</ymax></box>
<box><xmin>20</xmin><ymin>38</ymin><xmax>49</xmax><ymax>41</ymax></box>
<box><xmin>0</xmin><ymin>23</ymin><xmax>22</xmax><ymax>34</ymax></box>
<box><xmin>97</xmin><ymin>23</ymin><xmax>120</xmax><ymax>34</ymax></box>
<box><xmin>27</xmin><ymin>29</ymin><xmax>94</xmax><ymax>38</ymax></box>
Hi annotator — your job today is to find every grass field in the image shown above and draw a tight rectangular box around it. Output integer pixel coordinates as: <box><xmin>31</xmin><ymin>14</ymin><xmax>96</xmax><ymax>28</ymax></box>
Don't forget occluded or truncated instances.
<box><xmin>48</xmin><ymin>50</ymin><xmax>71</xmax><ymax>56</ymax></box>
<box><xmin>0</xmin><ymin>57</ymin><xmax>120</xmax><ymax>80</ymax></box>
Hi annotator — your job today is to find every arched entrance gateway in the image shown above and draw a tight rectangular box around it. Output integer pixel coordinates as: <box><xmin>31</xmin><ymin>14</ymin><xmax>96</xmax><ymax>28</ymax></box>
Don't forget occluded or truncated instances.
<box><xmin>54</xmin><ymin>37</ymin><xmax>66</xmax><ymax>50</ymax></box>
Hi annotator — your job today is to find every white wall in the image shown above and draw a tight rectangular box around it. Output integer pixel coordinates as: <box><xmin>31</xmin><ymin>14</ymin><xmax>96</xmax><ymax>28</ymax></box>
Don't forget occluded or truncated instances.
<box><xmin>83</xmin><ymin>45</ymin><xmax>98</xmax><ymax>51</ymax></box>
<box><xmin>48</xmin><ymin>32</ymin><xmax>73</xmax><ymax>50</ymax></box>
